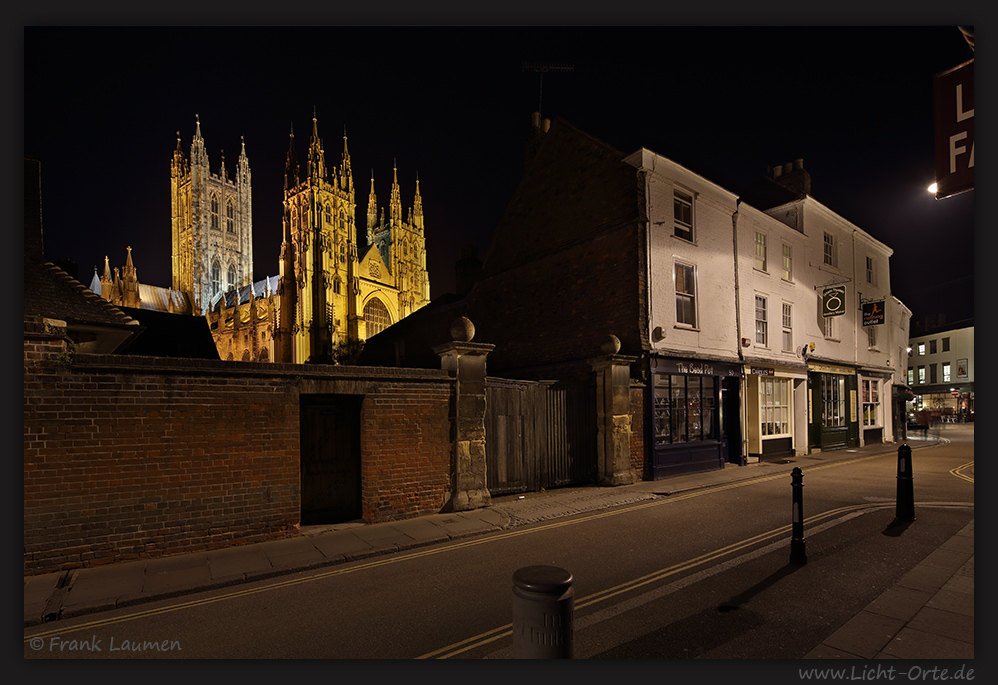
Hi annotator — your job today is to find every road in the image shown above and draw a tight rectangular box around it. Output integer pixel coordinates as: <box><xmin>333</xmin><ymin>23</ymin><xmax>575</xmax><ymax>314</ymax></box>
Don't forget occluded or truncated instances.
<box><xmin>24</xmin><ymin>426</ymin><xmax>973</xmax><ymax>659</ymax></box>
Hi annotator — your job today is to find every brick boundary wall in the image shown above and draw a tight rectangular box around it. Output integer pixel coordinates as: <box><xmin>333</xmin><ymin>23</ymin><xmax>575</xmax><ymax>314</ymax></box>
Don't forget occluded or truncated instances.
<box><xmin>23</xmin><ymin>326</ymin><xmax>454</xmax><ymax>575</ymax></box>
<box><xmin>629</xmin><ymin>382</ymin><xmax>647</xmax><ymax>479</ymax></box>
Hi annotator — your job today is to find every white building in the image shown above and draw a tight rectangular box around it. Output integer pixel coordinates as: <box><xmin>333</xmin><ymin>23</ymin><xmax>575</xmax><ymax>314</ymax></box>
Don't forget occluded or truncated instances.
<box><xmin>907</xmin><ymin>323</ymin><xmax>975</xmax><ymax>420</ymax></box>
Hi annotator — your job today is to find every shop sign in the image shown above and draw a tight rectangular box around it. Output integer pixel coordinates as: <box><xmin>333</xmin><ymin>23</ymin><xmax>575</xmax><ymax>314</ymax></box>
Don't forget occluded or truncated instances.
<box><xmin>822</xmin><ymin>286</ymin><xmax>846</xmax><ymax>317</ymax></box>
<box><xmin>751</xmin><ymin>367</ymin><xmax>774</xmax><ymax>375</ymax></box>
<box><xmin>957</xmin><ymin>359</ymin><xmax>968</xmax><ymax>377</ymax></box>
<box><xmin>934</xmin><ymin>59</ymin><xmax>974</xmax><ymax>199</ymax></box>
<box><xmin>653</xmin><ymin>357</ymin><xmax>742</xmax><ymax>377</ymax></box>
<box><xmin>862</xmin><ymin>300</ymin><xmax>885</xmax><ymax>326</ymax></box>
<box><xmin>809</xmin><ymin>362</ymin><xmax>855</xmax><ymax>376</ymax></box>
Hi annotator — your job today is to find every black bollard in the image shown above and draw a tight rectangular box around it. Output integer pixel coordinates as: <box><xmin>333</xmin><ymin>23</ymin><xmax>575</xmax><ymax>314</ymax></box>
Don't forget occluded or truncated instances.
<box><xmin>896</xmin><ymin>444</ymin><xmax>915</xmax><ymax>521</ymax></box>
<box><xmin>511</xmin><ymin>565</ymin><xmax>574</xmax><ymax>658</ymax></box>
<box><xmin>790</xmin><ymin>467</ymin><xmax>807</xmax><ymax>564</ymax></box>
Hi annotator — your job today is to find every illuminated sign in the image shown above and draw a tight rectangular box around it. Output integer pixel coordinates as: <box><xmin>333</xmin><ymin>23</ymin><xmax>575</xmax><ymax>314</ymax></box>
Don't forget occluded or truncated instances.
<box><xmin>862</xmin><ymin>300</ymin><xmax>885</xmax><ymax>326</ymax></box>
<box><xmin>822</xmin><ymin>286</ymin><xmax>846</xmax><ymax>317</ymax></box>
<box><xmin>934</xmin><ymin>59</ymin><xmax>974</xmax><ymax>199</ymax></box>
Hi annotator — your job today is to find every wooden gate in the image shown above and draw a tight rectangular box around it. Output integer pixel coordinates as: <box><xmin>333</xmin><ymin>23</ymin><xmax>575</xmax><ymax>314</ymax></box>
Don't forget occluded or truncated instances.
<box><xmin>485</xmin><ymin>378</ymin><xmax>596</xmax><ymax>496</ymax></box>
<box><xmin>300</xmin><ymin>394</ymin><xmax>363</xmax><ymax>524</ymax></box>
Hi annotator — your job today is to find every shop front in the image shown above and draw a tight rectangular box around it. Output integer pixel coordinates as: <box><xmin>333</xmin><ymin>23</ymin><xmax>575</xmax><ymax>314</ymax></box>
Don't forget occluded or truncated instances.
<box><xmin>649</xmin><ymin>356</ymin><xmax>742</xmax><ymax>479</ymax></box>
<box><xmin>858</xmin><ymin>369</ymin><xmax>893</xmax><ymax>446</ymax></box>
<box><xmin>808</xmin><ymin>362</ymin><xmax>860</xmax><ymax>452</ymax></box>
<box><xmin>744</xmin><ymin>364</ymin><xmax>808</xmax><ymax>462</ymax></box>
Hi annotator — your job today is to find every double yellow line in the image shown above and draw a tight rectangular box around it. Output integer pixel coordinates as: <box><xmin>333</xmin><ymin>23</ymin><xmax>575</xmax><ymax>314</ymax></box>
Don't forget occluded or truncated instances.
<box><xmin>950</xmin><ymin>460</ymin><xmax>975</xmax><ymax>483</ymax></box>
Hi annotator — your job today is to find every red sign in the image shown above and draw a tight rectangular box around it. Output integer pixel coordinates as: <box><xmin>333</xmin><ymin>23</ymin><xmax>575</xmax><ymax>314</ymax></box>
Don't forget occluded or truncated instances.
<box><xmin>951</xmin><ymin>390</ymin><xmax>961</xmax><ymax>397</ymax></box>
<box><xmin>934</xmin><ymin>59</ymin><xmax>974</xmax><ymax>199</ymax></box>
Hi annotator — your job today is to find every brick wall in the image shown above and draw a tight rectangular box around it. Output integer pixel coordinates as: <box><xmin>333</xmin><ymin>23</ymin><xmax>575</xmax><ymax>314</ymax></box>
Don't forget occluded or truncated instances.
<box><xmin>23</xmin><ymin>326</ymin><xmax>454</xmax><ymax>575</ymax></box>
<box><xmin>629</xmin><ymin>382</ymin><xmax>647</xmax><ymax>478</ymax></box>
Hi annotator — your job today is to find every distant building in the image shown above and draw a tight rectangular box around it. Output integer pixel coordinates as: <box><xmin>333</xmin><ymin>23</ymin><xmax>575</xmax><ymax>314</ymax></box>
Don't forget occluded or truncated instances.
<box><xmin>94</xmin><ymin>114</ymin><xmax>432</xmax><ymax>364</ymax></box>
<box><xmin>906</xmin><ymin>321</ymin><xmax>974</xmax><ymax>420</ymax></box>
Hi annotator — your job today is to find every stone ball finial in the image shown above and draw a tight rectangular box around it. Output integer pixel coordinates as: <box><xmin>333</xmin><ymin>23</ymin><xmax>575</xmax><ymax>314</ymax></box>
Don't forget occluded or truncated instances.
<box><xmin>601</xmin><ymin>334</ymin><xmax>621</xmax><ymax>355</ymax></box>
<box><xmin>450</xmin><ymin>316</ymin><xmax>475</xmax><ymax>342</ymax></box>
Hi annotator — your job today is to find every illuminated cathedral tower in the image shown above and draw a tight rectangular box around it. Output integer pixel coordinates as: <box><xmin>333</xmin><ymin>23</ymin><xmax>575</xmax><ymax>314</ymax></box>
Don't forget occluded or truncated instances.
<box><xmin>275</xmin><ymin>112</ymin><xmax>430</xmax><ymax>364</ymax></box>
<box><xmin>170</xmin><ymin>115</ymin><xmax>254</xmax><ymax>314</ymax></box>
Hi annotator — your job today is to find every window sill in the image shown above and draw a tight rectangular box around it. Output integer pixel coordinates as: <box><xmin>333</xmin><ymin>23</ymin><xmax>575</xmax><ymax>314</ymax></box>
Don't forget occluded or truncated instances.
<box><xmin>674</xmin><ymin>324</ymin><xmax>700</xmax><ymax>332</ymax></box>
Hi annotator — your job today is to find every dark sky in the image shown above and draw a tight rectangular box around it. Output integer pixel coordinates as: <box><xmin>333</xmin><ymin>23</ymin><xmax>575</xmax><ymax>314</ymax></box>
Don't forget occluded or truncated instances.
<box><xmin>24</xmin><ymin>26</ymin><xmax>975</xmax><ymax>326</ymax></box>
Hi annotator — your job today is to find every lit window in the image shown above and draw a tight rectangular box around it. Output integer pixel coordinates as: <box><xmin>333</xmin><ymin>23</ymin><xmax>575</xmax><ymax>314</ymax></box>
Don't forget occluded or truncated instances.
<box><xmin>907</xmin><ymin>368</ymin><xmax>914</xmax><ymax>385</ymax></box>
<box><xmin>821</xmin><ymin>374</ymin><xmax>846</xmax><ymax>427</ymax></box>
<box><xmin>823</xmin><ymin>232</ymin><xmax>835</xmax><ymax>266</ymax></box>
<box><xmin>675</xmin><ymin>262</ymin><xmax>697</xmax><ymax>326</ymax></box>
<box><xmin>755</xmin><ymin>295</ymin><xmax>768</xmax><ymax>346</ymax></box>
<box><xmin>226</xmin><ymin>201</ymin><xmax>235</xmax><ymax>232</ymax></box>
<box><xmin>210</xmin><ymin>194</ymin><xmax>220</xmax><ymax>230</ymax></box>
<box><xmin>918</xmin><ymin>366</ymin><xmax>925</xmax><ymax>384</ymax></box>
<box><xmin>782</xmin><ymin>244</ymin><xmax>792</xmax><ymax>281</ymax></box>
<box><xmin>674</xmin><ymin>190</ymin><xmax>693</xmax><ymax>241</ymax></box>
<box><xmin>782</xmin><ymin>303</ymin><xmax>792</xmax><ymax>352</ymax></box>
<box><xmin>653</xmin><ymin>373</ymin><xmax>716</xmax><ymax>444</ymax></box>
<box><xmin>761</xmin><ymin>377</ymin><xmax>792</xmax><ymax>436</ymax></box>
<box><xmin>754</xmin><ymin>232</ymin><xmax>767</xmax><ymax>271</ymax></box>
<box><xmin>211</xmin><ymin>261</ymin><xmax>221</xmax><ymax>295</ymax></box>
<box><xmin>862</xmin><ymin>379</ymin><xmax>880</xmax><ymax>426</ymax></box>
<box><xmin>363</xmin><ymin>297</ymin><xmax>391</xmax><ymax>337</ymax></box>
<box><xmin>917</xmin><ymin>342</ymin><xmax>925</xmax><ymax>356</ymax></box>
<box><xmin>227</xmin><ymin>265</ymin><xmax>236</xmax><ymax>290</ymax></box>
<box><xmin>943</xmin><ymin>362</ymin><xmax>951</xmax><ymax>382</ymax></box>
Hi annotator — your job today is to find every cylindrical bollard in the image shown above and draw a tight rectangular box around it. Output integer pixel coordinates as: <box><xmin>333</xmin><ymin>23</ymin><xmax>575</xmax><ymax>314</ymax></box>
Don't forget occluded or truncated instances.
<box><xmin>896</xmin><ymin>443</ymin><xmax>915</xmax><ymax>521</ymax></box>
<box><xmin>512</xmin><ymin>565</ymin><xmax>574</xmax><ymax>658</ymax></box>
<box><xmin>790</xmin><ymin>467</ymin><xmax>807</xmax><ymax>565</ymax></box>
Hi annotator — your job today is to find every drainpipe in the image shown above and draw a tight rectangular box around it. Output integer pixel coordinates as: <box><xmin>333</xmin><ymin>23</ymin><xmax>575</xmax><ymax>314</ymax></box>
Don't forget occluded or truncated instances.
<box><xmin>641</xmin><ymin>162</ymin><xmax>654</xmax><ymax>353</ymax></box>
<box><xmin>732</xmin><ymin>199</ymin><xmax>749</xmax><ymax>463</ymax></box>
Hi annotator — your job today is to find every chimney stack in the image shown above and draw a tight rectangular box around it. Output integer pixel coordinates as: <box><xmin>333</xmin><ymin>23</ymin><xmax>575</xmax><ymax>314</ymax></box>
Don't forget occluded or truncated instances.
<box><xmin>770</xmin><ymin>158</ymin><xmax>811</xmax><ymax>196</ymax></box>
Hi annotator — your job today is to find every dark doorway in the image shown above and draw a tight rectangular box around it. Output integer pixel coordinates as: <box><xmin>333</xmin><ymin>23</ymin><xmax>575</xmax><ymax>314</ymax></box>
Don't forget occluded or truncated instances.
<box><xmin>300</xmin><ymin>395</ymin><xmax>363</xmax><ymax>524</ymax></box>
<box><xmin>721</xmin><ymin>377</ymin><xmax>743</xmax><ymax>465</ymax></box>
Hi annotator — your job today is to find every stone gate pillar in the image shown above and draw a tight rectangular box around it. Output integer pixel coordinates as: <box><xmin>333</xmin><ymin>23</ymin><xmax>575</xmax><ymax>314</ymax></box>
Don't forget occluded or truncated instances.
<box><xmin>434</xmin><ymin>317</ymin><xmax>495</xmax><ymax>512</ymax></box>
<box><xmin>590</xmin><ymin>335</ymin><xmax>638</xmax><ymax>487</ymax></box>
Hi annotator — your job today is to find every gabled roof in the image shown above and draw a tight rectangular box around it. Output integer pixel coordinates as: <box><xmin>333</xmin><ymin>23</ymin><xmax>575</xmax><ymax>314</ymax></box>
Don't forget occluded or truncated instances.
<box><xmin>25</xmin><ymin>257</ymin><xmax>138</xmax><ymax>328</ymax></box>
<box><xmin>208</xmin><ymin>275</ymin><xmax>280</xmax><ymax>311</ymax></box>
<box><xmin>115</xmin><ymin>306</ymin><xmax>221</xmax><ymax>360</ymax></box>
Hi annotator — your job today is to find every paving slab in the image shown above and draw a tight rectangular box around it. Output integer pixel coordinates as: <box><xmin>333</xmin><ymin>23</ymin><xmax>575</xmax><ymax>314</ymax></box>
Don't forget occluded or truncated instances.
<box><xmin>207</xmin><ymin>546</ymin><xmax>272</xmax><ymax>579</ymax></box>
<box><xmin>142</xmin><ymin>561</ymin><xmax>212</xmax><ymax>595</ymax></box>
<box><xmin>925</xmin><ymin>587</ymin><xmax>975</xmax><ymax>616</ymax></box>
<box><xmin>309</xmin><ymin>530</ymin><xmax>373</xmax><ymax>559</ymax></box>
<box><xmin>821</xmin><ymin>610</ymin><xmax>905</xmax><ymax>659</ymax></box>
<box><xmin>908</xmin><ymin>606</ymin><xmax>974</xmax><ymax>643</ymax></box>
<box><xmin>863</xmin><ymin>585</ymin><xmax>934</xmax><ymax>622</ymax></box>
<box><xmin>879</xmin><ymin>626</ymin><xmax>974</xmax><ymax>660</ymax></box>
<box><xmin>61</xmin><ymin>563</ymin><xmax>146</xmax><ymax>608</ymax></box>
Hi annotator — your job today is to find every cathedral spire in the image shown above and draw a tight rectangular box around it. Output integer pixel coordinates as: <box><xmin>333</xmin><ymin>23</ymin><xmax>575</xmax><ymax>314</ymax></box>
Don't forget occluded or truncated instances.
<box><xmin>413</xmin><ymin>172</ymin><xmax>424</xmax><ymax>232</ymax></box>
<box><xmin>366</xmin><ymin>171</ymin><xmax>379</xmax><ymax>242</ymax></box>
<box><xmin>308</xmin><ymin>108</ymin><xmax>327</xmax><ymax>181</ymax></box>
<box><xmin>340</xmin><ymin>126</ymin><xmax>353</xmax><ymax>192</ymax></box>
<box><xmin>285</xmin><ymin>123</ymin><xmax>299</xmax><ymax>190</ymax></box>
<box><xmin>390</xmin><ymin>161</ymin><xmax>402</xmax><ymax>225</ymax></box>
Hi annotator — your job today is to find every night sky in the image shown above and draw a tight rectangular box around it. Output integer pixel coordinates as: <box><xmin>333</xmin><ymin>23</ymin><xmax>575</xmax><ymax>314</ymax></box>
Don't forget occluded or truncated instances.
<box><xmin>23</xmin><ymin>26</ymin><xmax>975</xmax><ymax>328</ymax></box>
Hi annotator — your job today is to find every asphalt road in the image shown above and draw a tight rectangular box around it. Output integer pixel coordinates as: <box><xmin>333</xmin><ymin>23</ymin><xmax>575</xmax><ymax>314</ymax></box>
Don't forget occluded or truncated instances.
<box><xmin>24</xmin><ymin>429</ymin><xmax>973</xmax><ymax>660</ymax></box>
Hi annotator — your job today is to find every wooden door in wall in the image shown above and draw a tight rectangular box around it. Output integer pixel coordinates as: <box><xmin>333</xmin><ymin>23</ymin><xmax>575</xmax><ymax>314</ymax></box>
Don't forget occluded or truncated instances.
<box><xmin>300</xmin><ymin>395</ymin><xmax>363</xmax><ymax>524</ymax></box>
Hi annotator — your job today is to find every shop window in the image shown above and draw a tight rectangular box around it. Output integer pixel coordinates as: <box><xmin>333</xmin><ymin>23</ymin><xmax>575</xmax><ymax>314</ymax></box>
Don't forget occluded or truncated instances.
<box><xmin>761</xmin><ymin>377</ymin><xmax>791</xmax><ymax>437</ymax></box>
<box><xmin>821</xmin><ymin>374</ymin><xmax>846</xmax><ymax>428</ymax></box>
<box><xmin>862</xmin><ymin>379</ymin><xmax>880</xmax><ymax>427</ymax></box>
<box><xmin>653</xmin><ymin>374</ymin><xmax>716</xmax><ymax>445</ymax></box>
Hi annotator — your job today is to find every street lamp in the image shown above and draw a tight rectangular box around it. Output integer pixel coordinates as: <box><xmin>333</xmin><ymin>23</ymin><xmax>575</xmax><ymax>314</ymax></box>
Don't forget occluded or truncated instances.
<box><xmin>927</xmin><ymin>182</ymin><xmax>938</xmax><ymax>193</ymax></box>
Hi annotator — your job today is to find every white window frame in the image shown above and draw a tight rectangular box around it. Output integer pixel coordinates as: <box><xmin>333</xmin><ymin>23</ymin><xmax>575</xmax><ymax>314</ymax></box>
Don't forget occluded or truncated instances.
<box><xmin>782</xmin><ymin>302</ymin><xmax>792</xmax><ymax>352</ymax></box>
<box><xmin>755</xmin><ymin>295</ymin><xmax>768</xmax><ymax>346</ymax></box>
<box><xmin>781</xmin><ymin>243</ymin><xmax>792</xmax><ymax>281</ymax></box>
<box><xmin>823</xmin><ymin>314</ymin><xmax>835</xmax><ymax>339</ymax></box>
<box><xmin>862</xmin><ymin>378</ymin><xmax>881</xmax><ymax>427</ymax></box>
<box><xmin>754</xmin><ymin>232</ymin><xmax>767</xmax><ymax>272</ymax></box>
<box><xmin>865</xmin><ymin>255</ymin><xmax>877</xmax><ymax>285</ymax></box>
<box><xmin>674</xmin><ymin>260</ymin><xmax>698</xmax><ymax>327</ymax></box>
<box><xmin>673</xmin><ymin>190</ymin><xmax>694</xmax><ymax>242</ymax></box>
<box><xmin>760</xmin><ymin>376</ymin><xmax>792</xmax><ymax>437</ymax></box>
<box><xmin>823</xmin><ymin>232</ymin><xmax>835</xmax><ymax>267</ymax></box>
<box><xmin>943</xmin><ymin>362</ymin><xmax>951</xmax><ymax>382</ymax></box>
<box><xmin>867</xmin><ymin>325</ymin><xmax>877</xmax><ymax>349</ymax></box>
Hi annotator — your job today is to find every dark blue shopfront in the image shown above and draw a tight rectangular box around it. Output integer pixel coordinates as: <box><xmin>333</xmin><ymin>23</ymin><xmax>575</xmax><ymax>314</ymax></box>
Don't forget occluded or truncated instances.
<box><xmin>648</xmin><ymin>356</ymin><xmax>743</xmax><ymax>480</ymax></box>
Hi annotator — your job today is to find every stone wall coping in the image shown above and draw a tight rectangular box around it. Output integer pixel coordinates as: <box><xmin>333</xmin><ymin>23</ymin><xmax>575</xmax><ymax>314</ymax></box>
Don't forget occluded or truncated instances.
<box><xmin>66</xmin><ymin>353</ymin><xmax>452</xmax><ymax>382</ymax></box>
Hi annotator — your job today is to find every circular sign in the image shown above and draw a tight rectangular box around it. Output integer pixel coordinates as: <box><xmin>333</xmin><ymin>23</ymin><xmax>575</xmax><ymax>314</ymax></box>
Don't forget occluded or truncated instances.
<box><xmin>951</xmin><ymin>390</ymin><xmax>961</xmax><ymax>397</ymax></box>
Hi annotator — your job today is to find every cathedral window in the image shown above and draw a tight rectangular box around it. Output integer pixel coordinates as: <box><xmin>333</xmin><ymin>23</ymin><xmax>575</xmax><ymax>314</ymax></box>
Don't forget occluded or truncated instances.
<box><xmin>325</xmin><ymin>203</ymin><xmax>332</xmax><ymax>225</ymax></box>
<box><xmin>226</xmin><ymin>201</ymin><xmax>235</xmax><ymax>232</ymax></box>
<box><xmin>228</xmin><ymin>265</ymin><xmax>237</xmax><ymax>291</ymax></box>
<box><xmin>212</xmin><ymin>261</ymin><xmax>221</xmax><ymax>296</ymax></box>
<box><xmin>210</xmin><ymin>194</ymin><xmax>220</xmax><ymax>230</ymax></box>
<box><xmin>364</xmin><ymin>298</ymin><xmax>391</xmax><ymax>337</ymax></box>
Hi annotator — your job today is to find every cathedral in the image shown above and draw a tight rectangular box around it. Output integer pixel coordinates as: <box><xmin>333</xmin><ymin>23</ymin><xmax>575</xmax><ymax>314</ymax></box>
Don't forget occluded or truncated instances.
<box><xmin>94</xmin><ymin>114</ymin><xmax>431</xmax><ymax>364</ymax></box>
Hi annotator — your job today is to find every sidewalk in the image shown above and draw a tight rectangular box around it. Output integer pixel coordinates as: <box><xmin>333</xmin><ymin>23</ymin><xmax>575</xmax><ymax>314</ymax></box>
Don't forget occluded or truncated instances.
<box><xmin>25</xmin><ymin>432</ymin><xmax>971</xmax><ymax>659</ymax></box>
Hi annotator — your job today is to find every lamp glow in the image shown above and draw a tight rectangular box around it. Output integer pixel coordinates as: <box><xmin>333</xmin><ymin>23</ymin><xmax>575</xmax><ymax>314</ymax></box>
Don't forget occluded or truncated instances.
<box><xmin>928</xmin><ymin>182</ymin><xmax>938</xmax><ymax>193</ymax></box>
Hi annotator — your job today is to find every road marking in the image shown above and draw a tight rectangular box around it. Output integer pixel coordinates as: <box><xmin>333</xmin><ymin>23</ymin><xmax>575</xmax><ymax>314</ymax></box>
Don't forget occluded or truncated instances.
<box><xmin>950</xmin><ymin>461</ymin><xmax>974</xmax><ymax>483</ymax></box>
<box><xmin>420</xmin><ymin>500</ymin><xmax>973</xmax><ymax>659</ymax></box>
<box><xmin>21</xmin><ymin>447</ymin><xmax>962</xmax><ymax>644</ymax></box>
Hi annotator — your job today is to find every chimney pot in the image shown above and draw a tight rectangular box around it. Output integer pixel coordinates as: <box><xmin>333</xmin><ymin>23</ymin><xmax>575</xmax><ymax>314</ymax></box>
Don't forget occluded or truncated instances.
<box><xmin>773</xmin><ymin>166</ymin><xmax>782</xmax><ymax>178</ymax></box>
<box><xmin>531</xmin><ymin>112</ymin><xmax>541</xmax><ymax>128</ymax></box>
<box><xmin>541</xmin><ymin>118</ymin><xmax>551</xmax><ymax>133</ymax></box>
<box><xmin>794</xmin><ymin>158</ymin><xmax>804</xmax><ymax>170</ymax></box>
<box><xmin>783</xmin><ymin>162</ymin><xmax>793</xmax><ymax>175</ymax></box>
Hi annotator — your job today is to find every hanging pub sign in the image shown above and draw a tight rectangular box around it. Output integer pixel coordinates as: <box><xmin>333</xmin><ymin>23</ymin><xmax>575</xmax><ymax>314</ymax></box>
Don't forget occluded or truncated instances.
<box><xmin>862</xmin><ymin>300</ymin><xmax>885</xmax><ymax>326</ymax></box>
<box><xmin>822</xmin><ymin>286</ymin><xmax>846</xmax><ymax>317</ymax></box>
